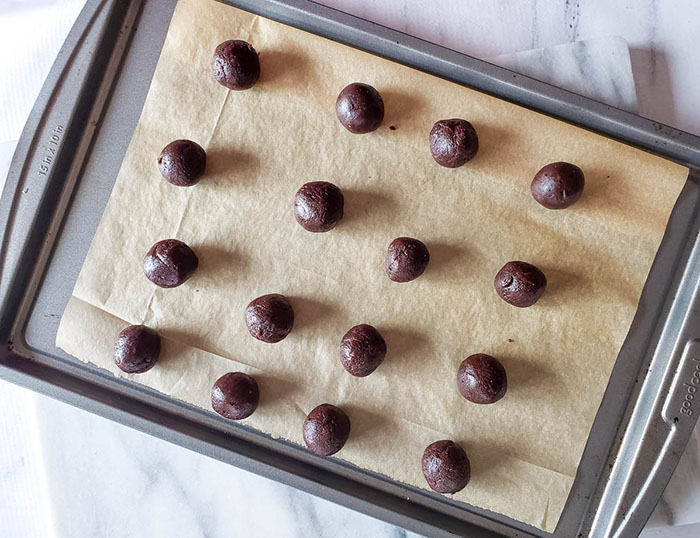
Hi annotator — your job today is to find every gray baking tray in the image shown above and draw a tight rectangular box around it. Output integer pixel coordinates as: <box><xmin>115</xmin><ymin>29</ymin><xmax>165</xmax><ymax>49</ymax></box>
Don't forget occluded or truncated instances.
<box><xmin>2</xmin><ymin>1</ymin><xmax>700</xmax><ymax>537</ymax></box>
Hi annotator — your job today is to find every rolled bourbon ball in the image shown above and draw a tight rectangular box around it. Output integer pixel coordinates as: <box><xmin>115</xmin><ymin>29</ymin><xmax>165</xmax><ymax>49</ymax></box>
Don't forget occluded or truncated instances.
<box><xmin>340</xmin><ymin>324</ymin><xmax>387</xmax><ymax>377</ymax></box>
<box><xmin>335</xmin><ymin>83</ymin><xmax>384</xmax><ymax>134</ymax></box>
<box><xmin>294</xmin><ymin>181</ymin><xmax>344</xmax><ymax>232</ymax></box>
<box><xmin>422</xmin><ymin>440</ymin><xmax>471</xmax><ymax>494</ymax></box>
<box><xmin>457</xmin><ymin>353</ymin><xmax>507</xmax><ymax>404</ymax></box>
<box><xmin>303</xmin><ymin>404</ymin><xmax>351</xmax><ymax>457</ymax></box>
<box><xmin>530</xmin><ymin>162</ymin><xmax>585</xmax><ymax>209</ymax></box>
<box><xmin>245</xmin><ymin>294</ymin><xmax>294</xmax><ymax>343</ymax></box>
<box><xmin>158</xmin><ymin>139</ymin><xmax>206</xmax><ymax>186</ymax></box>
<box><xmin>385</xmin><ymin>237</ymin><xmax>430</xmax><ymax>282</ymax></box>
<box><xmin>494</xmin><ymin>261</ymin><xmax>547</xmax><ymax>307</ymax></box>
<box><xmin>211</xmin><ymin>372</ymin><xmax>259</xmax><ymax>420</ymax></box>
<box><xmin>429</xmin><ymin>119</ymin><xmax>479</xmax><ymax>168</ymax></box>
<box><xmin>143</xmin><ymin>239</ymin><xmax>199</xmax><ymax>288</ymax></box>
<box><xmin>212</xmin><ymin>40</ymin><xmax>260</xmax><ymax>90</ymax></box>
<box><xmin>114</xmin><ymin>325</ymin><xmax>161</xmax><ymax>374</ymax></box>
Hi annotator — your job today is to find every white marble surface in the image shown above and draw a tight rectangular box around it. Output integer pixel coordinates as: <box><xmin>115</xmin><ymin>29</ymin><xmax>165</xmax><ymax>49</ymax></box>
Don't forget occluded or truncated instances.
<box><xmin>3</xmin><ymin>1</ymin><xmax>700</xmax><ymax>538</ymax></box>
<box><xmin>0</xmin><ymin>381</ymin><xmax>53</xmax><ymax>538</ymax></box>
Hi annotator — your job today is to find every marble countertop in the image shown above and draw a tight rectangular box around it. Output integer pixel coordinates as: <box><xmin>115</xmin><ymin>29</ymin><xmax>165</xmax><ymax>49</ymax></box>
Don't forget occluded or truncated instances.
<box><xmin>2</xmin><ymin>1</ymin><xmax>700</xmax><ymax>537</ymax></box>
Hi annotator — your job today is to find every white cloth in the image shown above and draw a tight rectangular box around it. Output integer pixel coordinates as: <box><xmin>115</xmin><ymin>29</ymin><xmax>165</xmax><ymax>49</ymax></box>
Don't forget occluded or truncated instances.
<box><xmin>0</xmin><ymin>380</ymin><xmax>53</xmax><ymax>538</ymax></box>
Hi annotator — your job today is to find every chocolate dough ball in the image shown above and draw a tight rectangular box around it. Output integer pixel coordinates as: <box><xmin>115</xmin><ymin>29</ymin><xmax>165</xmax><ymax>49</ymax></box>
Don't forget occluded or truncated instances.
<box><xmin>245</xmin><ymin>294</ymin><xmax>294</xmax><ymax>343</ymax></box>
<box><xmin>335</xmin><ymin>83</ymin><xmax>384</xmax><ymax>134</ymax></box>
<box><xmin>158</xmin><ymin>139</ymin><xmax>206</xmax><ymax>186</ymax></box>
<box><xmin>114</xmin><ymin>325</ymin><xmax>161</xmax><ymax>374</ymax></box>
<box><xmin>303</xmin><ymin>404</ymin><xmax>351</xmax><ymax>456</ymax></box>
<box><xmin>211</xmin><ymin>372</ymin><xmax>259</xmax><ymax>420</ymax></box>
<box><xmin>212</xmin><ymin>40</ymin><xmax>260</xmax><ymax>90</ymax></box>
<box><xmin>457</xmin><ymin>354</ymin><xmax>507</xmax><ymax>404</ymax></box>
<box><xmin>494</xmin><ymin>261</ymin><xmax>547</xmax><ymax>307</ymax></box>
<box><xmin>429</xmin><ymin>119</ymin><xmax>479</xmax><ymax>168</ymax></box>
<box><xmin>340</xmin><ymin>324</ymin><xmax>387</xmax><ymax>377</ymax></box>
<box><xmin>385</xmin><ymin>237</ymin><xmax>430</xmax><ymax>282</ymax></box>
<box><xmin>294</xmin><ymin>181</ymin><xmax>344</xmax><ymax>232</ymax></box>
<box><xmin>143</xmin><ymin>239</ymin><xmax>199</xmax><ymax>288</ymax></box>
<box><xmin>422</xmin><ymin>440</ymin><xmax>471</xmax><ymax>494</ymax></box>
<box><xmin>531</xmin><ymin>162</ymin><xmax>585</xmax><ymax>209</ymax></box>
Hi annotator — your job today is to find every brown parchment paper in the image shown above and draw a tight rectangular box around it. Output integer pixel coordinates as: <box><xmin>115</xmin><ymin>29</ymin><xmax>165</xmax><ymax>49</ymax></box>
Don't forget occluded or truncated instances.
<box><xmin>56</xmin><ymin>0</ymin><xmax>689</xmax><ymax>531</ymax></box>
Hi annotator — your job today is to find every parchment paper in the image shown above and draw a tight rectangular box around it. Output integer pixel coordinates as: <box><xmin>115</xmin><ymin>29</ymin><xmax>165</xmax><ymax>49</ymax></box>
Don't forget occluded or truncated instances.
<box><xmin>56</xmin><ymin>0</ymin><xmax>689</xmax><ymax>531</ymax></box>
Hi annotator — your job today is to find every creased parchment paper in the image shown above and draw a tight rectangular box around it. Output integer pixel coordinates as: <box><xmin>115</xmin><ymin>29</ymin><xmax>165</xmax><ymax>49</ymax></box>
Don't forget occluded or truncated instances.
<box><xmin>56</xmin><ymin>0</ymin><xmax>688</xmax><ymax>531</ymax></box>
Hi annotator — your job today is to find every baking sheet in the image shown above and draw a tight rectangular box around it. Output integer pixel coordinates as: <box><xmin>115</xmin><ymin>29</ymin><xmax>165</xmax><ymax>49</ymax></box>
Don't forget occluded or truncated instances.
<box><xmin>55</xmin><ymin>0</ymin><xmax>688</xmax><ymax>531</ymax></box>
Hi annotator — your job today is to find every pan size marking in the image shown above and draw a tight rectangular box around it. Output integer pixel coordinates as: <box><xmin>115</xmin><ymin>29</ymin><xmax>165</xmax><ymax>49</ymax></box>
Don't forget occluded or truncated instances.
<box><xmin>679</xmin><ymin>357</ymin><xmax>700</xmax><ymax>417</ymax></box>
<box><xmin>37</xmin><ymin>125</ymin><xmax>64</xmax><ymax>177</ymax></box>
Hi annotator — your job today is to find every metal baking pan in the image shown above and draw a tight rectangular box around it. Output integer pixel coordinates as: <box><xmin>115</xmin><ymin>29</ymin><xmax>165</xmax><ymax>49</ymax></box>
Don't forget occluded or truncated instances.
<box><xmin>2</xmin><ymin>1</ymin><xmax>700</xmax><ymax>537</ymax></box>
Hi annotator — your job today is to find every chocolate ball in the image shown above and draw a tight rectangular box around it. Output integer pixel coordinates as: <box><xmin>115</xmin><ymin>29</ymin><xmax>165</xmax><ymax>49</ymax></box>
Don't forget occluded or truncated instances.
<box><xmin>340</xmin><ymin>324</ymin><xmax>387</xmax><ymax>377</ymax></box>
<box><xmin>212</xmin><ymin>40</ymin><xmax>260</xmax><ymax>90</ymax></box>
<box><xmin>211</xmin><ymin>372</ymin><xmax>259</xmax><ymax>420</ymax></box>
<box><xmin>143</xmin><ymin>239</ymin><xmax>199</xmax><ymax>288</ymax></box>
<box><xmin>422</xmin><ymin>440</ymin><xmax>471</xmax><ymax>494</ymax></box>
<box><xmin>303</xmin><ymin>404</ymin><xmax>351</xmax><ymax>457</ymax></box>
<box><xmin>245</xmin><ymin>294</ymin><xmax>294</xmax><ymax>343</ymax></box>
<box><xmin>494</xmin><ymin>261</ymin><xmax>547</xmax><ymax>307</ymax></box>
<box><xmin>457</xmin><ymin>354</ymin><xmax>507</xmax><ymax>404</ymax></box>
<box><xmin>114</xmin><ymin>325</ymin><xmax>161</xmax><ymax>374</ymax></box>
<box><xmin>294</xmin><ymin>181</ymin><xmax>344</xmax><ymax>232</ymax></box>
<box><xmin>385</xmin><ymin>237</ymin><xmax>430</xmax><ymax>282</ymax></box>
<box><xmin>158</xmin><ymin>139</ymin><xmax>206</xmax><ymax>186</ymax></box>
<box><xmin>531</xmin><ymin>162</ymin><xmax>585</xmax><ymax>209</ymax></box>
<box><xmin>429</xmin><ymin>119</ymin><xmax>479</xmax><ymax>168</ymax></box>
<box><xmin>335</xmin><ymin>83</ymin><xmax>384</xmax><ymax>134</ymax></box>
